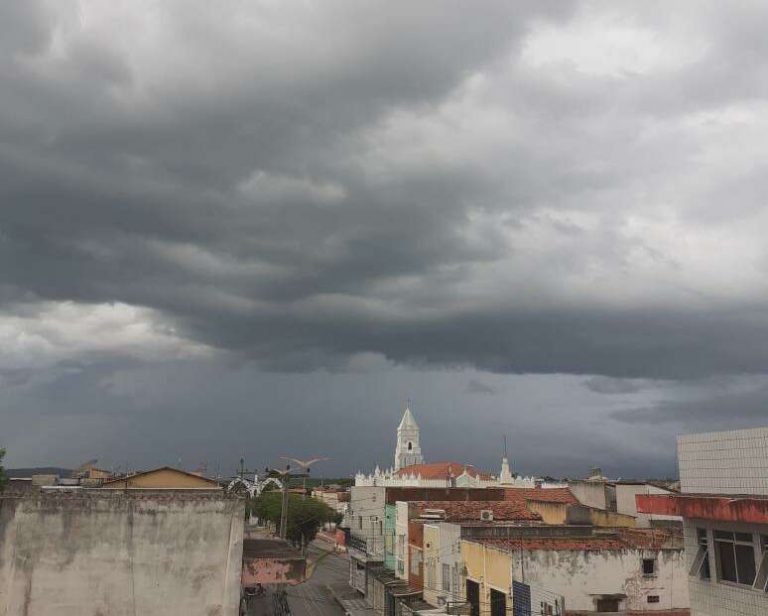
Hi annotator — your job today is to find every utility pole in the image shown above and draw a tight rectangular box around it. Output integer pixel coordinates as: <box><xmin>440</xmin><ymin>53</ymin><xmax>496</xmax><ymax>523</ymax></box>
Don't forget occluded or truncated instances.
<box><xmin>280</xmin><ymin>477</ymin><xmax>290</xmax><ymax>539</ymax></box>
<box><xmin>267</xmin><ymin>464</ymin><xmax>310</xmax><ymax>616</ymax></box>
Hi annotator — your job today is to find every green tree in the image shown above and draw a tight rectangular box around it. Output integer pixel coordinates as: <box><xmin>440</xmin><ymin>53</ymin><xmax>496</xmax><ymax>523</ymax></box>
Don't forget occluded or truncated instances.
<box><xmin>249</xmin><ymin>492</ymin><xmax>335</xmax><ymax>546</ymax></box>
<box><xmin>0</xmin><ymin>448</ymin><xmax>7</xmax><ymax>493</ymax></box>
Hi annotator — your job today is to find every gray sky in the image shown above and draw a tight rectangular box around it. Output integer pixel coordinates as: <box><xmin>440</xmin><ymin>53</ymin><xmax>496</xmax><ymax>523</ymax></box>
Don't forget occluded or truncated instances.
<box><xmin>3</xmin><ymin>1</ymin><xmax>768</xmax><ymax>478</ymax></box>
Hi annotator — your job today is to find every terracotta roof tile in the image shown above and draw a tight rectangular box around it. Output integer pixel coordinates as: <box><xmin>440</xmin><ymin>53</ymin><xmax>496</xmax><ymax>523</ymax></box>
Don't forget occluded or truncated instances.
<box><xmin>503</xmin><ymin>487</ymin><xmax>578</xmax><ymax>505</ymax></box>
<box><xmin>396</xmin><ymin>462</ymin><xmax>492</xmax><ymax>480</ymax></box>
<box><xmin>412</xmin><ymin>500</ymin><xmax>540</xmax><ymax>521</ymax></box>
<box><xmin>472</xmin><ymin>529</ymin><xmax>680</xmax><ymax>552</ymax></box>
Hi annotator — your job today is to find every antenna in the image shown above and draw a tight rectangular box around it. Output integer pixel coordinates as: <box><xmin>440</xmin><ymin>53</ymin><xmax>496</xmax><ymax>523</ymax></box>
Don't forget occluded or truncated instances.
<box><xmin>504</xmin><ymin>435</ymin><xmax>508</xmax><ymax>458</ymax></box>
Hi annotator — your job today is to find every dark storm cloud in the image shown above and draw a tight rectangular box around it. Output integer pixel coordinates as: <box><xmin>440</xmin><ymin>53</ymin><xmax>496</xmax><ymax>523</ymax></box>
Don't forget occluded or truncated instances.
<box><xmin>611</xmin><ymin>379</ymin><xmax>768</xmax><ymax>429</ymax></box>
<box><xmin>466</xmin><ymin>380</ymin><xmax>497</xmax><ymax>395</ymax></box>
<box><xmin>3</xmin><ymin>1</ymin><xmax>768</xmax><ymax>473</ymax></box>
<box><xmin>583</xmin><ymin>376</ymin><xmax>644</xmax><ymax>395</ymax></box>
<box><xmin>3</xmin><ymin>1</ymin><xmax>768</xmax><ymax>381</ymax></box>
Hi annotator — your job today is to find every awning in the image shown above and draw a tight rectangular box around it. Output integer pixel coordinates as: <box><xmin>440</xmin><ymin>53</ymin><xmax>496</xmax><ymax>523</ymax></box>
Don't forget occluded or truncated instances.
<box><xmin>637</xmin><ymin>494</ymin><xmax>768</xmax><ymax>524</ymax></box>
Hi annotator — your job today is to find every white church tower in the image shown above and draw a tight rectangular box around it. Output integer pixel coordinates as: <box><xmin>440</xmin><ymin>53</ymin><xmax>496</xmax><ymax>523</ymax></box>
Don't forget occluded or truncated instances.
<box><xmin>394</xmin><ymin>404</ymin><xmax>424</xmax><ymax>471</ymax></box>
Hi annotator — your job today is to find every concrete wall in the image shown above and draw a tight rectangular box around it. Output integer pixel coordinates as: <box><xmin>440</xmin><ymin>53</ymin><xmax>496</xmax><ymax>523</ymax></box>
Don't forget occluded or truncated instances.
<box><xmin>678</xmin><ymin>427</ymin><xmax>768</xmax><ymax>495</ymax></box>
<box><xmin>516</xmin><ymin>547</ymin><xmax>688</xmax><ymax>612</ymax></box>
<box><xmin>527</xmin><ymin>500</ymin><xmax>636</xmax><ymax>528</ymax></box>
<box><xmin>588</xmin><ymin>508</ymin><xmax>636</xmax><ymax>528</ymax></box>
<box><xmin>349</xmin><ymin>486</ymin><xmax>386</xmax><ymax>561</ymax></box>
<box><xmin>395</xmin><ymin>501</ymin><xmax>409</xmax><ymax>579</ymax></box>
<box><xmin>462</xmin><ymin>540</ymin><xmax>689</xmax><ymax>614</ymax></box>
<box><xmin>0</xmin><ymin>492</ymin><xmax>244</xmax><ymax>616</ymax></box>
<box><xmin>615</xmin><ymin>484</ymin><xmax>681</xmax><ymax>528</ymax></box>
<box><xmin>568</xmin><ymin>481</ymin><xmax>608</xmax><ymax>510</ymax></box>
<box><xmin>423</xmin><ymin>523</ymin><xmax>464</xmax><ymax>608</ymax></box>
<box><xmin>527</xmin><ymin>500</ymin><xmax>569</xmax><ymax>525</ymax></box>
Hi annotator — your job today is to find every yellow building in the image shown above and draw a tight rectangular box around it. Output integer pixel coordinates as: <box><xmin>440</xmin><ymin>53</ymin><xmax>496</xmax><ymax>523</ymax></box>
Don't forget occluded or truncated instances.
<box><xmin>101</xmin><ymin>466</ymin><xmax>222</xmax><ymax>490</ymax></box>
<box><xmin>526</xmin><ymin>500</ymin><xmax>636</xmax><ymax>528</ymax></box>
<box><xmin>461</xmin><ymin>529</ymin><xmax>688</xmax><ymax>615</ymax></box>
<box><xmin>461</xmin><ymin>538</ymin><xmax>513</xmax><ymax>616</ymax></box>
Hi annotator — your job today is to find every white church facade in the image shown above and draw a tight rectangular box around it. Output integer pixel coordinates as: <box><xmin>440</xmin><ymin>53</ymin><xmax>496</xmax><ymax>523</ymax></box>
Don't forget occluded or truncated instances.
<box><xmin>355</xmin><ymin>405</ymin><xmax>545</xmax><ymax>488</ymax></box>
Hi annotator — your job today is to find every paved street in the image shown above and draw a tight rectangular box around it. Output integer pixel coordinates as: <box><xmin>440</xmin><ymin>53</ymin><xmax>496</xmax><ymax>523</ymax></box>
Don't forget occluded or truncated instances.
<box><xmin>244</xmin><ymin>540</ymin><xmax>361</xmax><ymax>616</ymax></box>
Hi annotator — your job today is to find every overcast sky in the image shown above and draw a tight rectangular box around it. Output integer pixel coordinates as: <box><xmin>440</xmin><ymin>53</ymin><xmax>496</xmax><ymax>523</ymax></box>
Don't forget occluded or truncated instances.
<box><xmin>3</xmin><ymin>1</ymin><xmax>768</xmax><ymax>479</ymax></box>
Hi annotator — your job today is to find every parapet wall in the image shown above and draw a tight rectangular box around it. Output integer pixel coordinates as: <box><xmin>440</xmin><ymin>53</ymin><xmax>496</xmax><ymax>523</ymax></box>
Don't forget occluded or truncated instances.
<box><xmin>0</xmin><ymin>491</ymin><xmax>245</xmax><ymax>616</ymax></box>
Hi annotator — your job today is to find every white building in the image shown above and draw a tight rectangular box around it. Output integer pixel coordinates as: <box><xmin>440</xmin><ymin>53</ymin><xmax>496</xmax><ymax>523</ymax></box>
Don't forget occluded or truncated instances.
<box><xmin>639</xmin><ymin>426</ymin><xmax>768</xmax><ymax>616</ymax></box>
<box><xmin>462</xmin><ymin>529</ymin><xmax>689</xmax><ymax>614</ymax></box>
<box><xmin>395</xmin><ymin>406</ymin><xmax>424</xmax><ymax>471</ymax></box>
<box><xmin>614</xmin><ymin>481</ymin><xmax>682</xmax><ymax>528</ymax></box>
<box><xmin>356</xmin><ymin>406</ymin><xmax>556</xmax><ymax>489</ymax></box>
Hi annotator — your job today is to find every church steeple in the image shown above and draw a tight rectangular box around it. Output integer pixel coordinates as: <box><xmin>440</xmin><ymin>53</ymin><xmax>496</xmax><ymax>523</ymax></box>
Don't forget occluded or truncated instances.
<box><xmin>394</xmin><ymin>404</ymin><xmax>424</xmax><ymax>471</ymax></box>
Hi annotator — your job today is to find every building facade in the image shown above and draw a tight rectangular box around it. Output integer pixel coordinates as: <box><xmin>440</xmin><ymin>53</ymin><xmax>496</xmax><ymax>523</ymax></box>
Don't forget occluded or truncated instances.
<box><xmin>639</xmin><ymin>427</ymin><xmax>768</xmax><ymax>616</ymax></box>
<box><xmin>462</xmin><ymin>530</ymin><xmax>689</xmax><ymax>615</ymax></box>
<box><xmin>0</xmin><ymin>491</ymin><xmax>244</xmax><ymax>616</ymax></box>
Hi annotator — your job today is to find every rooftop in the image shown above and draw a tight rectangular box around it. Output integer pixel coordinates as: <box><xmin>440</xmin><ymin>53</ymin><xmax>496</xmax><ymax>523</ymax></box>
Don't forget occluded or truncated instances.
<box><xmin>503</xmin><ymin>487</ymin><xmax>577</xmax><ymax>505</ymax></box>
<box><xmin>412</xmin><ymin>500</ymin><xmax>539</xmax><ymax>521</ymax></box>
<box><xmin>396</xmin><ymin>461</ymin><xmax>492</xmax><ymax>480</ymax></box>
<box><xmin>637</xmin><ymin>492</ymin><xmax>768</xmax><ymax>524</ymax></box>
<box><xmin>468</xmin><ymin>528</ymin><xmax>681</xmax><ymax>552</ymax></box>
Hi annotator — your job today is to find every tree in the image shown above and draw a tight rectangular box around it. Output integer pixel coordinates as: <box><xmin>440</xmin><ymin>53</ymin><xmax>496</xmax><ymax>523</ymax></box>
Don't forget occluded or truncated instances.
<box><xmin>0</xmin><ymin>449</ymin><xmax>6</xmax><ymax>493</ymax></box>
<box><xmin>250</xmin><ymin>492</ymin><xmax>336</xmax><ymax>546</ymax></box>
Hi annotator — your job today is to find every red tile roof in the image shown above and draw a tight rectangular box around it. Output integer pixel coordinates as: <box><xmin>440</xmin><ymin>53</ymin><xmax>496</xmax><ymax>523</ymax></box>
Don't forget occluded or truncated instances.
<box><xmin>471</xmin><ymin>529</ymin><xmax>680</xmax><ymax>552</ymax></box>
<box><xmin>396</xmin><ymin>462</ymin><xmax>492</xmax><ymax>480</ymax></box>
<box><xmin>412</xmin><ymin>500</ymin><xmax>541</xmax><ymax>521</ymax></box>
<box><xmin>503</xmin><ymin>487</ymin><xmax>578</xmax><ymax>505</ymax></box>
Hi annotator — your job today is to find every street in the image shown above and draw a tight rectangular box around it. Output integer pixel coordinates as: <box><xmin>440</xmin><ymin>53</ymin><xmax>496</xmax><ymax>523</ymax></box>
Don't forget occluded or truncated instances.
<box><xmin>244</xmin><ymin>540</ymin><xmax>355</xmax><ymax>616</ymax></box>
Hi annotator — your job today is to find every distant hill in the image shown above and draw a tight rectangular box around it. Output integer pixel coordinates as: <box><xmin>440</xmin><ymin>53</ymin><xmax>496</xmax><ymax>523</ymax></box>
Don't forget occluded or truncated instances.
<box><xmin>5</xmin><ymin>467</ymin><xmax>72</xmax><ymax>479</ymax></box>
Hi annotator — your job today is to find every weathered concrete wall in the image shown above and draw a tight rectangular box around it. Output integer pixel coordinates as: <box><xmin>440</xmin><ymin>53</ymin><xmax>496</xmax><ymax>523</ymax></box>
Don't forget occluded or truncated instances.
<box><xmin>615</xmin><ymin>484</ymin><xmax>680</xmax><ymax>527</ymax></box>
<box><xmin>395</xmin><ymin>501</ymin><xmax>409</xmax><ymax>579</ymax></box>
<box><xmin>349</xmin><ymin>486</ymin><xmax>386</xmax><ymax>560</ymax></box>
<box><xmin>568</xmin><ymin>481</ymin><xmax>608</xmax><ymax>510</ymax></box>
<box><xmin>0</xmin><ymin>492</ymin><xmax>244</xmax><ymax>616</ymax></box>
<box><xmin>463</xmin><ymin>540</ymin><xmax>689</xmax><ymax>614</ymax></box>
<box><xmin>512</xmin><ymin>547</ymin><xmax>688</xmax><ymax>613</ymax></box>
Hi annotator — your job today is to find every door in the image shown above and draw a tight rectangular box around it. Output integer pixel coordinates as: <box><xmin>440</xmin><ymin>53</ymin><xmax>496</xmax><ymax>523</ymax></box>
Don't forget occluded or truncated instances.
<box><xmin>490</xmin><ymin>589</ymin><xmax>506</xmax><ymax>616</ymax></box>
<box><xmin>596</xmin><ymin>597</ymin><xmax>619</xmax><ymax>612</ymax></box>
<box><xmin>466</xmin><ymin>580</ymin><xmax>480</xmax><ymax>616</ymax></box>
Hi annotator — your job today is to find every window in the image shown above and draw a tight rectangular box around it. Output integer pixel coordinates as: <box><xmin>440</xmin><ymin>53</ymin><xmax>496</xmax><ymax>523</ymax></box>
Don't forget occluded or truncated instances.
<box><xmin>595</xmin><ymin>598</ymin><xmax>619</xmax><ymax>612</ymax></box>
<box><xmin>408</xmin><ymin>442</ymin><xmax>413</xmax><ymax>451</ymax></box>
<box><xmin>442</xmin><ymin>563</ymin><xmax>451</xmax><ymax>591</ymax></box>
<box><xmin>753</xmin><ymin>535</ymin><xmax>768</xmax><ymax>591</ymax></box>
<box><xmin>490</xmin><ymin>589</ymin><xmax>506</xmax><ymax>616</ymax></box>
<box><xmin>642</xmin><ymin>558</ymin><xmax>656</xmax><ymax>577</ymax></box>
<box><xmin>411</xmin><ymin>550</ymin><xmax>421</xmax><ymax>576</ymax></box>
<box><xmin>426</xmin><ymin>558</ymin><xmax>435</xmax><ymax>589</ymax></box>
<box><xmin>714</xmin><ymin>530</ymin><xmax>757</xmax><ymax>586</ymax></box>
<box><xmin>647</xmin><ymin>595</ymin><xmax>660</xmax><ymax>604</ymax></box>
<box><xmin>466</xmin><ymin>580</ymin><xmax>480</xmax><ymax>616</ymax></box>
<box><xmin>690</xmin><ymin>528</ymin><xmax>711</xmax><ymax>580</ymax></box>
<box><xmin>358</xmin><ymin>516</ymin><xmax>363</xmax><ymax>530</ymax></box>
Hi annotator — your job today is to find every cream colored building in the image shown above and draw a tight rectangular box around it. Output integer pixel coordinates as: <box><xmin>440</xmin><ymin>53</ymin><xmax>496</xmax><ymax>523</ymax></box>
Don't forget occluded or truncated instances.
<box><xmin>101</xmin><ymin>467</ymin><xmax>222</xmax><ymax>490</ymax></box>
<box><xmin>461</xmin><ymin>529</ymin><xmax>689</xmax><ymax>615</ymax></box>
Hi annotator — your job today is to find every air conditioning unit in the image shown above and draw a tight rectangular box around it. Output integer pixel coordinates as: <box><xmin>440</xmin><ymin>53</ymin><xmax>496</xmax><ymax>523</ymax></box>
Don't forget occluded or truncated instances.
<box><xmin>480</xmin><ymin>510</ymin><xmax>494</xmax><ymax>522</ymax></box>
